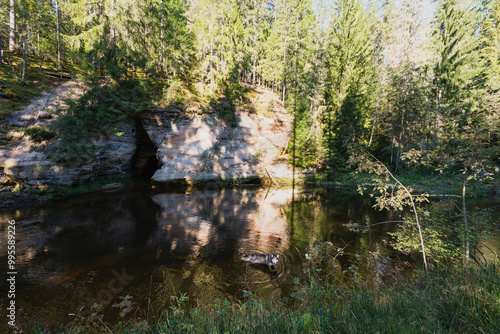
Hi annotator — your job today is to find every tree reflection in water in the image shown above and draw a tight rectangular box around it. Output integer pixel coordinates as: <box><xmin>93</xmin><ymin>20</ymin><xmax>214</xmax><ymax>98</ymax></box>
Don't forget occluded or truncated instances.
<box><xmin>2</xmin><ymin>185</ymin><xmax>495</xmax><ymax>331</ymax></box>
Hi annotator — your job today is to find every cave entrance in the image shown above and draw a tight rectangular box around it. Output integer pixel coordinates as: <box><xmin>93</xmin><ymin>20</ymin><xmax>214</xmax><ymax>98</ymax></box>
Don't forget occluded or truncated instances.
<box><xmin>133</xmin><ymin>120</ymin><xmax>159</xmax><ymax>178</ymax></box>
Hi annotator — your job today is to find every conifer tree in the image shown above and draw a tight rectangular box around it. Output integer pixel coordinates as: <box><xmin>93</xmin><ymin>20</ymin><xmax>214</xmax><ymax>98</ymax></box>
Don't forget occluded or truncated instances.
<box><xmin>432</xmin><ymin>0</ymin><xmax>485</xmax><ymax>144</ymax></box>
<box><xmin>190</xmin><ymin>0</ymin><xmax>247</xmax><ymax>95</ymax></box>
<box><xmin>481</xmin><ymin>0</ymin><xmax>500</xmax><ymax>75</ymax></box>
<box><xmin>377</xmin><ymin>0</ymin><xmax>433</xmax><ymax>171</ymax></box>
<box><xmin>324</xmin><ymin>0</ymin><xmax>375</xmax><ymax>171</ymax></box>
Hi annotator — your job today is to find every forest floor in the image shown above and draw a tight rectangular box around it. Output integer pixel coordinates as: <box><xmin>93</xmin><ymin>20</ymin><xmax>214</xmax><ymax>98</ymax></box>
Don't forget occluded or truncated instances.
<box><xmin>239</xmin><ymin>81</ymin><xmax>287</xmax><ymax>116</ymax></box>
<box><xmin>0</xmin><ymin>51</ymin><xmax>78</xmax><ymax>146</ymax></box>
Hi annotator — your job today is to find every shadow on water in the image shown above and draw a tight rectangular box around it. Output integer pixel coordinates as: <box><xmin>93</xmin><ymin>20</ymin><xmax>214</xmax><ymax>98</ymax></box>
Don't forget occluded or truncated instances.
<box><xmin>0</xmin><ymin>185</ymin><xmax>498</xmax><ymax>331</ymax></box>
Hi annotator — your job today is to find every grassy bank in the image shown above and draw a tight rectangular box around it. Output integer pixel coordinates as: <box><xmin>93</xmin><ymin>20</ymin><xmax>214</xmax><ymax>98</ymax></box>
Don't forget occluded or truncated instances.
<box><xmin>309</xmin><ymin>169</ymin><xmax>499</xmax><ymax>199</ymax></box>
<box><xmin>57</xmin><ymin>261</ymin><xmax>500</xmax><ymax>333</ymax></box>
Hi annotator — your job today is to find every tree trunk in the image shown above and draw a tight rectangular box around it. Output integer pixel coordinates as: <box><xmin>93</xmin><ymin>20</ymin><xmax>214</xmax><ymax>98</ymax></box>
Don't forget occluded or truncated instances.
<box><xmin>55</xmin><ymin>0</ymin><xmax>62</xmax><ymax>69</ymax></box>
<box><xmin>369</xmin><ymin>113</ymin><xmax>377</xmax><ymax>147</ymax></box>
<box><xmin>210</xmin><ymin>44</ymin><xmax>213</xmax><ymax>86</ymax></box>
<box><xmin>160</xmin><ymin>0</ymin><xmax>165</xmax><ymax>75</ymax></box>
<box><xmin>434</xmin><ymin>88</ymin><xmax>442</xmax><ymax>144</ymax></box>
<box><xmin>252</xmin><ymin>59</ymin><xmax>256</xmax><ymax>85</ymax></box>
<box><xmin>21</xmin><ymin>35</ymin><xmax>27</xmax><ymax>81</ymax></box>
<box><xmin>88</xmin><ymin>3</ymin><xmax>93</xmax><ymax>28</ymax></box>
<box><xmin>462</xmin><ymin>178</ymin><xmax>470</xmax><ymax>264</ymax></box>
<box><xmin>282</xmin><ymin>83</ymin><xmax>286</xmax><ymax>105</ymax></box>
<box><xmin>9</xmin><ymin>0</ymin><xmax>16</xmax><ymax>51</ymax></box>
<box><xmin>390</xmin><ymin>132</ymin><xmax>395</xmax><ymax>165</ymax></box>
<box><xmin>395</xmin><ymin>92</ymin><xmax>408</xmax><ymax>173</ymax></box>
<box><xmin>110</xmin><ymin>0</ymin><xmax>116</xmax><ymax>44</ymax></box>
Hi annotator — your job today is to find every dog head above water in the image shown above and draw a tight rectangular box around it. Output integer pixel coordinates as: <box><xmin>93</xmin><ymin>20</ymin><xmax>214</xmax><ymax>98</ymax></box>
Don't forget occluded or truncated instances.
<box><xmin>241</xmin><ymin>253</ymin><xmax>279</xmax><ymax>267</ymax></box>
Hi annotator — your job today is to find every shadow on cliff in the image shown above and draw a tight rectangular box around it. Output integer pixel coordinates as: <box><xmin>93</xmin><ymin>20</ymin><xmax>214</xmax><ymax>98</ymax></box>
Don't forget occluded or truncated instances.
<box><xmin>151</xmin><ymin>88</ymin><xmax>291</xmax><ymax>184</ymax></box>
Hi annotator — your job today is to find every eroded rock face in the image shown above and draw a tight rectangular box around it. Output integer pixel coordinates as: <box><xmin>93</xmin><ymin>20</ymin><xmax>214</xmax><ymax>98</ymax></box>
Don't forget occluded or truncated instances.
<box><xmin>1</xmin><ymin>80</ymin><xmax>293</xmax><ymax>188</ymax></box>
<box><xmin>0</xmin><ymin>80</ymin><xmax>145</xmax><ymax>187</ymax></box>
<box><xmin>1</xmin><ymin>123</ymin><xmax>137</xmax><ymax>186</ymax></box>
<box><xmin>143</xmin><ymin>108</ymin><xmax>293</xmax><ymax>183</ymax></box>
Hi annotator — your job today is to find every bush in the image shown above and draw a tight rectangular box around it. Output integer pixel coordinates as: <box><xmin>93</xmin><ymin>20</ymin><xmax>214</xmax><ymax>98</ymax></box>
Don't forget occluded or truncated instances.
<box><xmin>161</xmin><ymin>79</ymin><xmax>189</xmax><ymax>106</ymax></box>
<box><xmin>23</xmin><ymin>126</ymin><xmax>56</xmax><ymax>143</ymax></box>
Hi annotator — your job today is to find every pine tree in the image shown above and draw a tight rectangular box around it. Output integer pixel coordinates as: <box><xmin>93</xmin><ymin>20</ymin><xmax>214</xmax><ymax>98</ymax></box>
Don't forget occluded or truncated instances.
<box><xmin>190</xmin><ymin>0</ymin><xmax>247</xmax><ymax>95</ymax></box>
<box><xmin>432</xmin><ymin>0</ymin><xmax>485</xmax><ymax>144</ymax></box>
<box><xmin>479</xmin><ymin>0</ymin><xmax>500</xmax><ymax>155</ymax></box>
<box><xmin>324</xmin><ymin>0</ymin><xmax>375</xmax><ymax>171</ymax></box>
<box><xmin>481</xmin><ymin>0</ymin><xmax>500</xmax><ymax>75</ymax></box>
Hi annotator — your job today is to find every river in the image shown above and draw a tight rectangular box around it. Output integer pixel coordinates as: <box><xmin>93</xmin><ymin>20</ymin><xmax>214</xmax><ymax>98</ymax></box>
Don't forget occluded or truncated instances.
<box><xmin>0</xmin><ymin>184</ymin><xmax>498</xmax><ymax>331</ymax></box>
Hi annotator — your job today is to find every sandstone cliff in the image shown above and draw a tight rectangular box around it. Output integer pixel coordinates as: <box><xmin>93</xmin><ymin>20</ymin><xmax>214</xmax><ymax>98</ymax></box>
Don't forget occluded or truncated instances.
<box><xmin>143</xmin><ymin>86</ymin><xmax>293</xmax><ymax>183</ymax></box>
<box><xmin>0</xmin><ymin>81</ymin><xmax>293</xmax><ymax>189</ymax></box>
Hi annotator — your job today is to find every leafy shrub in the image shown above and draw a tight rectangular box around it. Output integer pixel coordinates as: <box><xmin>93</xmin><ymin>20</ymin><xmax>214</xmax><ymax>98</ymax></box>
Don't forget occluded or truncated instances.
<box><xmin>23</xmin><ymin>126</ymin><xmax>56</xmax><ymax>142</ymax></box>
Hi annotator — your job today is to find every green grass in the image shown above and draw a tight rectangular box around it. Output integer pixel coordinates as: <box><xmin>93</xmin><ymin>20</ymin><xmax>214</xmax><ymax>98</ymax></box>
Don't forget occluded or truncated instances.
<box><xmin>57</xmin><ymin>261</ymin><xmax>499</xmax><ymax>334</ymax></box>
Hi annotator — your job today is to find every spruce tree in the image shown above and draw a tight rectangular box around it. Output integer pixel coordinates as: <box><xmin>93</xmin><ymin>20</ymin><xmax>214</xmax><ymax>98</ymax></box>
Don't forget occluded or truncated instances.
<box><xmin>324</xmin><ymin>0</ymin><xmax>375</xmax><ymax>172</ymax></box>
<box><xmin>432</xmin><ymin>0</ymin><xmax>485</xmax><ymax>144</ymax></box>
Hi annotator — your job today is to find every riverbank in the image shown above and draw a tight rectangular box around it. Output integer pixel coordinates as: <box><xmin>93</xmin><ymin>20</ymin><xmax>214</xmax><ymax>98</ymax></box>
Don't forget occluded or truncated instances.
<box><xmin>35</xmin><ymin>259</ymin><xmax>500</xmax><ymax>333</ymax></box>
<box><xmin>1</xmin><ymin>168</ymin><xmax>498</xmax><ymax>210</ymax></box>
<box><xmin>313</xmin><ymin>169</ymin><xmax>499</xmax><ymax>199</ymax></box>
<box><xmin>0</xmin><ymin>177</ymin><xmax>137</xmax><ymax>209</ymax></box>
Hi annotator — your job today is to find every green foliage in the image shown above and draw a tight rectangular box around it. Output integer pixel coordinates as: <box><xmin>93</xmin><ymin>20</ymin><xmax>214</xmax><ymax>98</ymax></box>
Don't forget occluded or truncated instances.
<box><xmin>174</xmin><ymin>262</ymin><xmax>497</xmax><ymax>333</ymax></box>
<box><xmin>2</xmin><ymin>0</ymin><xmax>499</xmax><ymax>193</ymax></box>
<box><xmin>50</xmin><ymin>78</ymin><xmax>150</xmax><ymax>166</ymax></box>
<box><xmin>0</xmin><ymin>52</ymin><xmax>62</xmax><ymax>116</ymax></box>
<box><xmin>210</xmin><ymin>100</ymin><xmax>237</xmax><ymax>128</ymax></box>
<box><xmin>161</xmin><ymin>79</ymin><xmax>189</xmax><ymax>106</ymax></box>
<box><xmin>433</xmin><ymin>0</ymin><xmax>488</xmax><ymax>147</ymax></box>
<box><xmin>22</xmin><ymin>126</ymin><xmax>56</xmax><ymax>143</ymax></box>
<box><xmin>65</xmin><ymin>0</ymin><xmax>193</xmax><ymax>80</ymax></box>
<box><xmin>289</xmin><ymin>103</ymin><xmax>319</xmax><ymax>169</ymax></box>
<box><xmin>209</xmin><ymin>76</ymin><xmax>250</xmax><ymax>127</ymax></box>
<box><xmin>190</xmin><ymin>0</ymin><xmax>248</xmax><ymax>94</ymax></box>
<box><xmin>63</xmin><ymin>250</ymin><xmax>500</xmax><ymax>333</ymax></box>
<box><xmin>348</xmin><ymin>145</ymin><xmax>430</xmax><ymax>273</ymax></box>
<box><xmin>323</xmin><ymin>0</ymin><xmax>375</xmax><ymax>172</ymax></box>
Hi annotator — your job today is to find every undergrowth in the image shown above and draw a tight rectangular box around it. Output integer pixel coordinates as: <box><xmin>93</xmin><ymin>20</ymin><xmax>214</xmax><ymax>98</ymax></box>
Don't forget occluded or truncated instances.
<box><xmin>131</xmin><ymin>263</ymin><xmax>500</xmax><ymax>333</ymax></box>
<box><xmin>31</xmin><ymin>242</ymin><xmax>500</xmax><ymax>334</ymax></box>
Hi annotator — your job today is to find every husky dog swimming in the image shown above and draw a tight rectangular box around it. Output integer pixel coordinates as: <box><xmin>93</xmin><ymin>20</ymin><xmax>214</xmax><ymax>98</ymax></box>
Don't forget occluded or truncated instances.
<box><xmin>241</xmin><ymin>253</ymin><xmax>279</xmax><ymax>267</ymax></box>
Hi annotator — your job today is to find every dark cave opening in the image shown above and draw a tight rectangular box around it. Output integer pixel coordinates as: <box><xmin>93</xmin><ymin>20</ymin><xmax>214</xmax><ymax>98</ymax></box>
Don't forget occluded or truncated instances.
<box><xmin>132</xmin><ymin>120</ymin><xmax>159</xmax><ymax>178</ymax></box>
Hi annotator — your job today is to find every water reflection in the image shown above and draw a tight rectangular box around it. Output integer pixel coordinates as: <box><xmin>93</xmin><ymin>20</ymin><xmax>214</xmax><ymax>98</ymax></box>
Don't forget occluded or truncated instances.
<box><xmin>0</xmin><ymin>186</ymin><xmax>497</xmax><ymax>331</ymax></box>
<box><xmin>150</xmin><ymin>187</ymin><xmax>291</xmax><ymax>258</ymax></box>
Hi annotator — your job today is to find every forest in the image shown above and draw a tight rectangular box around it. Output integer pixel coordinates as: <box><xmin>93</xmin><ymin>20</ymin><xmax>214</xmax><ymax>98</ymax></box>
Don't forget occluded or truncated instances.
<box><xmin>1</xmin><ymin>0</ymin><xmax>500</xmax><ymax>332</ymax></box>
<box><xmin>1</xmin><ymin>0</ymin><xmax>498</xmax><ymax>179</ymax></box>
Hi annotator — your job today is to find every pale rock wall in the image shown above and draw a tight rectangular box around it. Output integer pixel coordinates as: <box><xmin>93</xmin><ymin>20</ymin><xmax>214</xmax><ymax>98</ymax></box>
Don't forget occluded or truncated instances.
<box><xmin>1</xmin><ymin>80</ymin><xmax>294</xmax><ymax>187</ymax></box>
<box><xmin>144</xmin><ymin>108</ymin><xmax>293</xmax><ymax>183</ymax></box>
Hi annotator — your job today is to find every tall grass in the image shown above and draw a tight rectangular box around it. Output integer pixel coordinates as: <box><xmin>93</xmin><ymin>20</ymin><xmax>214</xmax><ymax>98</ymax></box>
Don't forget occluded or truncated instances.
<box><xmin>95</xmin><ymin>262</ymin><xmax>500</xmax><ymax>334</ymax></box>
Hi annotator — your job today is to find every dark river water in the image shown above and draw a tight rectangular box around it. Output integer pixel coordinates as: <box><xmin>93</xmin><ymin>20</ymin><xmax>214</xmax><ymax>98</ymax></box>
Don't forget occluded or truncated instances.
<box><xmin>0</xmin><ymin>184</ymin><xmax>498</xmax><ymax>332</ymax></box>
